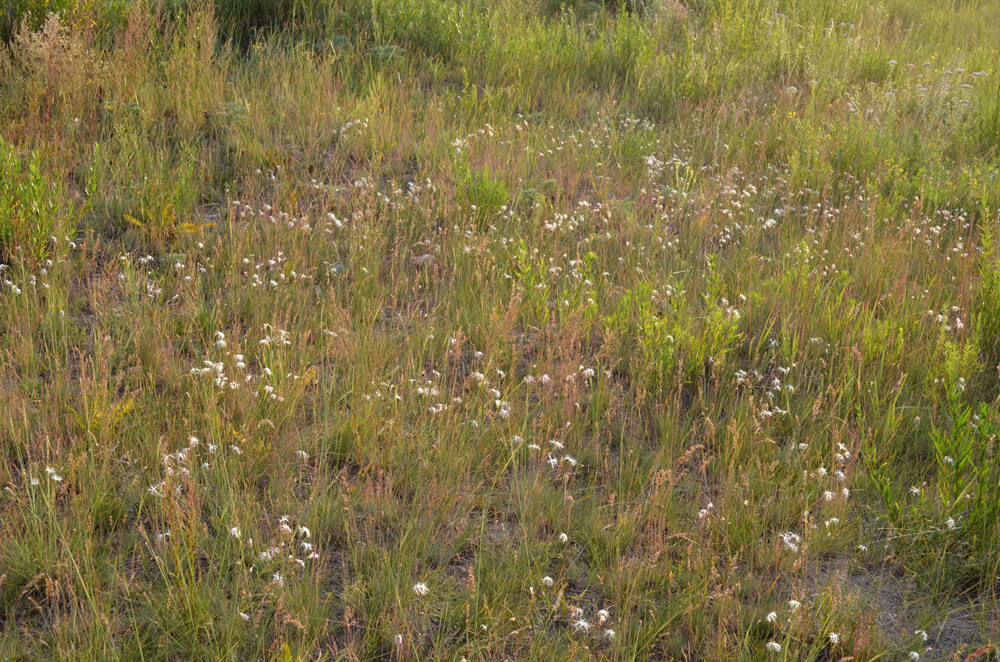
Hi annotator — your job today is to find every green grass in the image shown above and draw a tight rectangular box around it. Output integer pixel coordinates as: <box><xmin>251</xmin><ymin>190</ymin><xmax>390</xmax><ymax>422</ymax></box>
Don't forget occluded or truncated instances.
<box><xmin>2</xmin><ymin>0</ymin><xmax>1000</xmax><ymax>660</ymax></box>
<box><xmin>0</xmin><ymin>137</ymin><xmax>77</xmax><ymax>262</ymax></box>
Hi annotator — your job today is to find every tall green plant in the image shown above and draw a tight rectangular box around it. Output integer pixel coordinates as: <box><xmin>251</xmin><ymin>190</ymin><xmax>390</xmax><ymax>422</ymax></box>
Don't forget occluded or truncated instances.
<box><xmin>931</xmin><ymin>387</ymin><xmax>1000</xmax><ymax>535</ymax></box>
<box><xmin>0</xmin><ymin>139</ymin><xmax>76</xmax><ymax>262</ymax></box>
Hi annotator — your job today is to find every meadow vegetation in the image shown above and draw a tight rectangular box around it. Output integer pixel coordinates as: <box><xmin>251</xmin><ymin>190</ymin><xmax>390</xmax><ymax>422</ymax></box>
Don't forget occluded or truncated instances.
<box><xmin>2</xmin><ymin>0</ymin><xmax>1000</xmax><ymax>659</ymax></box>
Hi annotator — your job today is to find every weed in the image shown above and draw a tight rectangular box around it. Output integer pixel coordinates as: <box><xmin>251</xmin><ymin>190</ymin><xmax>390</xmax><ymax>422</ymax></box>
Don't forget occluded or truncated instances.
<box><xmin>0</xmin><ymin>138</ymin><xmax>77</xmax><ymax>261</ymax></box>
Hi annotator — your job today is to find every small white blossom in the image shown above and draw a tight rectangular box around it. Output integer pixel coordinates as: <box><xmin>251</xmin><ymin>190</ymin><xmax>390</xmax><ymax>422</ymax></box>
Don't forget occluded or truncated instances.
<box><xmin>780</xmin><ymin>531</ymin><xmax>801</xmax><ymax>552</ymax></box>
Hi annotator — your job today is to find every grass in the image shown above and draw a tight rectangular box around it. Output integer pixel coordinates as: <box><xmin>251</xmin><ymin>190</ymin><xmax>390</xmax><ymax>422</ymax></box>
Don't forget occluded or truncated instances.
<box><xmin>1</xmin><ymin>0</ymin><xmax>1000</xmax><ymax>659</ymax></box>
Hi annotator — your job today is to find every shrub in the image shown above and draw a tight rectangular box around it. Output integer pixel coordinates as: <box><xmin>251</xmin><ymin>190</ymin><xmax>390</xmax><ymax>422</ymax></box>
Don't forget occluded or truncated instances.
<box><xmin>0</xmin><ymin>12</ymin><xmax>103</xmax><ymax>135</ymax></box>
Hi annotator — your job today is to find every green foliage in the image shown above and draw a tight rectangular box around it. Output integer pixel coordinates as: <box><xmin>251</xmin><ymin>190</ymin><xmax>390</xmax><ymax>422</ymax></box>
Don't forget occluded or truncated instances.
<box><xmin>928</xmin><ymin>387</ymin><xmax>1000</xmax><ymax>582</ymax></box>
<box><xmin>460</xmin><ymin>169</ymin><xmax>509</xmax><ymax>222</ymax></box>
<box><xmin>1</xmin><ymin>0</ymin><xmax>73</xmax><ymax>42</ymax></box>
<box><xmin>161</xmin><ymin>0</ymin><xmax>326</xmax><ymax>46</ymax></box>
<box><xmin>91</xmin><ymin>130</ymin><xmax>203</xmax><ymax>240</ymax></box>
<box><xmin>2</xmin><ymin>0</ymin><xmax>132</xmax><ymax>45</ymax></box>
<box><xmin>1</xmin><ymin>0</ymin><xmax>325</xmax><ymax>47</ymax></box>
<box><xmin>977</xmin><ymin>78</ymin><xmax>1000</xmax><ymax>157</ymax></box>
<box><xmin>976</xmin><ymin>224</ymin><xmax>1000</xmax><ymax>372</ymax></box>
<box><xmin>0</xmin><ymin>139</ymin><xmax>75</xmax><ymax>261</ymax></box>
<box><xmin>603</xmin><ymin>282</ymin><xmax>685</xmax><ymax>391</ymax></box>
<box><xmin>931</xmin><ymin>388</ymin><xmax>993</xmax><ymax>513</ymax></box>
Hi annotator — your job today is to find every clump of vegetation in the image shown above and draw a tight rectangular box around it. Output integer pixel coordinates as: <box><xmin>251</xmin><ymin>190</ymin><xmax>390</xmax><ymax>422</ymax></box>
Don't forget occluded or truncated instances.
<box><xmin>0</xmin><ymin>139</ymin><xmax>76</xmax><ymax>261</ymax></box>
<box><xmin>0</xmin><ymin>12</ymin><xmax>103</xmax><ymax>140</ymax></box>
<box><xmin>460</xmin><ymin>169</ymin><xmax>509</xmax><ymax>224</ymax></box>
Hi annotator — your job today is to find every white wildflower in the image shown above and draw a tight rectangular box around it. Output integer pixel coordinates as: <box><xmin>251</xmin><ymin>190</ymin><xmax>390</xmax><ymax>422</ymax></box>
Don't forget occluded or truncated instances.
<box><xmin>780</xmin><ymin>532</ymin><xmax>801</xmax><ymax>552</ymax></box>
